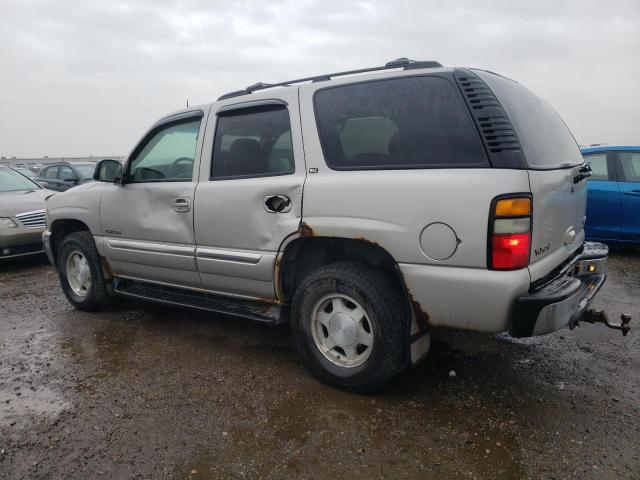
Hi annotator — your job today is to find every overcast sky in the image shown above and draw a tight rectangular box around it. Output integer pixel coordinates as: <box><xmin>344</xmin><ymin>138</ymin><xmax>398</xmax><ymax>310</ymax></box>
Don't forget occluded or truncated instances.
<box><xmin>0</xmin><ymin>0</ymin><xmax>638</xmax><ymax>158</ymax></box>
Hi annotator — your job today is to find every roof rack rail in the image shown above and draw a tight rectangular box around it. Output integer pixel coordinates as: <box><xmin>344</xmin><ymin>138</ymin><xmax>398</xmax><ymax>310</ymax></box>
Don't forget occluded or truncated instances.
<box><xmin>217</xmin><ymin>58</ymin><xmax>443</xmax><ymax>101</ymax></box>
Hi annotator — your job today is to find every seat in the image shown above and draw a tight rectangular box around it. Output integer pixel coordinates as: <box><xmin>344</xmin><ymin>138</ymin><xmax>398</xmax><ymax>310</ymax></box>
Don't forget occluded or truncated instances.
<box><xmin>228</xmin><ymin>138</ymin><xmax>266</xmax><ymax>176</ymax></box>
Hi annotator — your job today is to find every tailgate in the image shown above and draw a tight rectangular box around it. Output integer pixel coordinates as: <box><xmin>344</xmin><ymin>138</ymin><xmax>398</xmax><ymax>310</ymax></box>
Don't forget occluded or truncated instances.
<box><xmin>527</xmin><ymin>168</ymin><xmax>587</xmax><ymax>281</ymax></box>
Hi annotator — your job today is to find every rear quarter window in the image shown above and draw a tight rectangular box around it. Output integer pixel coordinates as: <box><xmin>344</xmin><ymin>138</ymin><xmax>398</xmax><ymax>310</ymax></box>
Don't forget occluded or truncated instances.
<box><xmin>474</xmin><ymin>70</ymin><xmax>583</xmax><ymax>170</ymax></box>
<box><xmin>313</xmin><ymin>76</ymin><xmax>488</xmax><ymax>170</ymax></box>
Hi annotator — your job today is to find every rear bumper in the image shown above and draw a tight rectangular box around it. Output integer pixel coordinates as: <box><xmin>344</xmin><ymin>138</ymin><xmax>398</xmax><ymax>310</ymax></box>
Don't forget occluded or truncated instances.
<box><xmin>510</xmin><ymin>241</ymin><xmax>608</xmax><ymax>337</ymax></box>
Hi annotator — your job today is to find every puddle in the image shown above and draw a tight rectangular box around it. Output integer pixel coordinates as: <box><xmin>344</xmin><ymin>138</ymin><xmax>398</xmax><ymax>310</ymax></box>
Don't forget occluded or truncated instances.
<box><xmin>177</xmin><ymin>378</ymin><xmax>526</xmax><ymax>480</ymax></box>
<box><xmin>59</xmin><ymin>316</ymin><xmax>139</xmax><ymax>377</ymax></box>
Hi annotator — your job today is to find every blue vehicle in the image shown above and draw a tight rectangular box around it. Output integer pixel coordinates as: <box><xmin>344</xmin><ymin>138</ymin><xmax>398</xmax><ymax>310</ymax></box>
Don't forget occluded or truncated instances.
<box><xmin>581</xmin><ymin>145</ymin><xmax>640</xmax><ymax>244</ymax></box>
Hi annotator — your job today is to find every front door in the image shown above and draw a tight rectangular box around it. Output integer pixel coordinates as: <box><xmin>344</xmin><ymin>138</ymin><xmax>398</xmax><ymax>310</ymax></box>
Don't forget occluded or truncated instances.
<box><xmin>193</xmin><ymin>89</ymin><xmax>306</xmax><ymax>299</ymax></box>
<box><xmin>617</xmin><ymin>150</ymin><xmax>640</xmax><ymax>242</ymax></box>
<box><xmin>99</xmin><ymin>110</ymin><xmax>208</xmax><ymax>288</ymax></box>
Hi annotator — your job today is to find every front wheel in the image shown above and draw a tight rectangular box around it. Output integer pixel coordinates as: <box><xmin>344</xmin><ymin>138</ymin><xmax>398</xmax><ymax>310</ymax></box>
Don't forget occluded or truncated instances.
<box><xmin>290</xmin><ymin>262</ymin><xmax>409</xmax><ymax>393</ymax></box>
<box><xmin>57</xmin><ymin>231</ymin><xmax>111</xmax><ymax>311</ymax></box>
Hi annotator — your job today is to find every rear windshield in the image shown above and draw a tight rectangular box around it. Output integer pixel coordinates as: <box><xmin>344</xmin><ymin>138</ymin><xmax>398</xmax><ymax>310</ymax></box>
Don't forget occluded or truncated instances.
<box><xmin>474</xmin><ymin>70</ymin><xmax>582</xmax><ymax>170</ymax></box>
<box><xmin>313</xmin><ymin>76</ymin><xmax>487</xmax><ymax>170</ymax></box>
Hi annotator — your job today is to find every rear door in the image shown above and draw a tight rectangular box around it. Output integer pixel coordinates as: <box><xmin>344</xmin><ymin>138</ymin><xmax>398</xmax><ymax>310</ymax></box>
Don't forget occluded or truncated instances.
<box><xmin>583</xmin><ymin>151</ymin><xmax>621</xmax><ymax>240</ymax></box>
<box><xmin>616</xmin><ymin>150</ymin><xmax>640</xmax><ymax>242</ymax></box>
<box><xmin>474</xmin><ymin>70</ymin><xmax>587</xmax><ymax>282</ymax></box>
<box><xmin>193</xmin><ymin>89</ymin><xmax>306</xmax><ymax>300</ymax></box>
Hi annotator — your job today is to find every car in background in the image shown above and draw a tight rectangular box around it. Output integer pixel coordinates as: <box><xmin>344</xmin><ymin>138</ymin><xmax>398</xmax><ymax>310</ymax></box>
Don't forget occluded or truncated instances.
<box><xmin>0</xmin><ymin>166</ymin><xmax>54</xmax><ymax>259</ymax></box>
<box><xmin>35</xmin><ymin>162</ymin><xmax>97</xmax><ymax>192</ymax></box>
<box><xmin>582</xmin><ymin>145</ymin><xmax>640</xmax><ymax>245</ymax></box>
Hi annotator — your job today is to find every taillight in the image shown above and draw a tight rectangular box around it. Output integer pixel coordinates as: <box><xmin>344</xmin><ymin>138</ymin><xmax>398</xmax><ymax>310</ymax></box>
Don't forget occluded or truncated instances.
<box><xmin>489</xmin><ymin>195</ymin><xmax>532</xmax><ymax>270</ymax></box>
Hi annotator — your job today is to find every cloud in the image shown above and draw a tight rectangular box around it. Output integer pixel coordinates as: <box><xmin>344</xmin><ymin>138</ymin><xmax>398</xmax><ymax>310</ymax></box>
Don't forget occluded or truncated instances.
<box><xmin>0</xmin><ymin>0</ymin><xmax>638</xmax><ymax>157</ymax></box>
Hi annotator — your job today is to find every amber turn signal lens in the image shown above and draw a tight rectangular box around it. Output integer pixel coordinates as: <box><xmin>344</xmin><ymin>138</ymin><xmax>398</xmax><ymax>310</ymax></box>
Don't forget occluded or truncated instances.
<box><xmin>495</xmin><ymin>198</ymin><xmax>531</xmax><ymax>217</ymax></box>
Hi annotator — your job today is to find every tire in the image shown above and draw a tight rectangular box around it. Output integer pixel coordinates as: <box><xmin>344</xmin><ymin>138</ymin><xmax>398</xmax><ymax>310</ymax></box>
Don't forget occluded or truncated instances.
<box><xmin>57</xmin><ymin>231</ymin><xmax>111</xmax><ymax>311</ymax></box>
<box><xmin>290</xmin><ymin>261</ymin><xmax>409</xmax><ymax>393</ymax></box>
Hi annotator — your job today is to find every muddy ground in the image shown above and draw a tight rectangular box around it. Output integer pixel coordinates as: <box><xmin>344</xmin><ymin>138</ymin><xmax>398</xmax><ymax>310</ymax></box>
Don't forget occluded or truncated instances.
<box><xmin>1</xmin><ymin>248</ymin><xmax>639</xmax><ymax>480</ymax></box>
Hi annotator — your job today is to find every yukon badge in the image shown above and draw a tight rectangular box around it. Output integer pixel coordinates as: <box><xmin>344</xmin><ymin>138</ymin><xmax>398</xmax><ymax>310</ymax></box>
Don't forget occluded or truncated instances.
<box><xmin>534</xmin><ymin>242</ymin><xmax>551</xmax><ymax>256</ymax></box>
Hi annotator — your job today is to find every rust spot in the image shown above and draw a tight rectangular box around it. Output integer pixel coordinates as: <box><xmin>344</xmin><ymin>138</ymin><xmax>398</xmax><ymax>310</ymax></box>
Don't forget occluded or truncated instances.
<box><xmin>258</xmin><ymin>296</ymin><xmax>281</xmax><ymax>305</ymax></box>
<box><xmin>100</xmin><ymin>256</ymin><xmax>115</xmax><ymax>279</ymax></box>
<box><xmin>354</xmin><ymin>236</ymin><xmax>380</xmax><ymax>247</ymax></box>
<box><xmin>298</xmin><ymin>221</ymin><xmax>314</xmax><ymax>237</ymax></box>
<box><xmin>273</xmin><ymin>256</ymin><xmax>283</xmax><ymax>301</ymax></box>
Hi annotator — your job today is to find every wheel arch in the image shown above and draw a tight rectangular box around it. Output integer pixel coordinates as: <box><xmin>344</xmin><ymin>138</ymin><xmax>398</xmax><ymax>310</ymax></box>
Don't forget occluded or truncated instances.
<box><xmin>277</xmin><ymin>235</ymin><xmax>432</xmax><ymax>364</ymax></box>
<box><xmin>50</xmin><ymin>219</ymin><xmax>91</xmax><ymax>264</ymax></box>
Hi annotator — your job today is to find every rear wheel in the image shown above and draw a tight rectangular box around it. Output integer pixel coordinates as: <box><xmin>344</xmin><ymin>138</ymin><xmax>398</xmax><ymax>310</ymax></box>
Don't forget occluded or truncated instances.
<box><xmin>57</xmin><ymin>231</ymin><xmax>111</xmax><ymax>311</ymax></box>
<box><xmin>290</xmin><ymin>262</ymin><xmax>409</xmax><ymax>393</ymax></box>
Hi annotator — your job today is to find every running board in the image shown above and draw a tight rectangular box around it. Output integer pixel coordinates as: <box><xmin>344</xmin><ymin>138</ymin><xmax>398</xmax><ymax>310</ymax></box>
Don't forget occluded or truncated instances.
<box><xmin>112</xmin><ymin>277</ymin><xmax>284</xmax><ymax>324</ymax></box>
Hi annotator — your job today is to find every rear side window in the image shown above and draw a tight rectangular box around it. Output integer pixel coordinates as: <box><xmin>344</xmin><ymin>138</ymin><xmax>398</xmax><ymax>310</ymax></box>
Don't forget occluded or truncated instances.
<box><xmin>583</xmin><ymin>153</ymin><xmax>609</xmax><ymax>181</ymax></box>
<box><xmin>211</xmin><ymin>105</ymin><xmax>294</xmax><ymax>179</ymax></box>
<box><xmin>619</xmin><ymin>152</ymin><xmax>640</xmax><ymax>182</ymax></box>
<box><xmin>474</xmin><ymin>70</ymin><xmax>582</xmax><ymax>170</ymax></box>
<box><xmin>314</xmin><ymin>76</ymin><xmax>487</xmax><ymax>170</ymax></box>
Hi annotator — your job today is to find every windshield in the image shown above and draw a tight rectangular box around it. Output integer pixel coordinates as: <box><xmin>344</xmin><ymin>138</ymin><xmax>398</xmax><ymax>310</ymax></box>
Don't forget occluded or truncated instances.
<box><xmin>0</xmin><ymin>167</ymin><xmax>41</xmax><ymax>192</ymax></box>
<box><xmin>74</xmin><ymin>164</ymin><xmax>96</xmax><ymax>179</ymax></box>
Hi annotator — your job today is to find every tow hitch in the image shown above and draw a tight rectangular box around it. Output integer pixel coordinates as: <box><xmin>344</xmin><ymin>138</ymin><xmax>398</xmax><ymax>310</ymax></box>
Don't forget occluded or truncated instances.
<box><xmin>578</xmin><ymin>309</ymin><xmax>632</xmax><ymax>336</ymax></box>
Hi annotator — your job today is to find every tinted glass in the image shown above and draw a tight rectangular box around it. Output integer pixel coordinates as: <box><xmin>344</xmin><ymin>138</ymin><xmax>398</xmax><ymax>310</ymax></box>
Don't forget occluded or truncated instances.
<box><xmin>0</xmin><ymin>167</ymin><xmax>40</xmax><ymax>192</ymax></box>
<box><xmin>314</xmin><ymin>76</ymin><xmax>487</xmax><ymax>170</ymax></box>
<box><xmin>583</xmin><ymin>153</ymin><xmax>609</xmax><ymax>181</ymax></box>
<box><xmin>59</xmin><ymin>166</ymin><xmax>77</xmax><ymax>180</ymax></box>
<box><xmin>212</xmin><ymin>106</ymin><xmax>294</xmax><ymax>179</ymax></box>
<box><xmin>44</xmin><ymin>167</ymin><xmax>58</xmax><ymax>179</ymax></box>
<box><xmin>619</xmin><ymin>152</ymin><xmax>640</xmax><ymax>182</ymax></box>
<box><xmin>74</xmin><ymin>164</ymin><xmax>96</xmax><ymax>179</ymax></box>
<box><xmin>129</xmin><ymin>120</ymin><xmax>200</xmax><ymax>182</ymax></box>
<box><xmin>475</xmin><ymin>70</ymin><xmax>582</xmax><ymax>169</ymax></box>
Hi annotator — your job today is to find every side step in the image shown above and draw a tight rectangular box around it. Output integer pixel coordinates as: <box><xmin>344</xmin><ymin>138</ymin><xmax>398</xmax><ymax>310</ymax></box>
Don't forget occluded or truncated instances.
<box><xmin>112</xmin><ymin>277</ymin><xmax>284</xmax><ymax>324</ymax></box>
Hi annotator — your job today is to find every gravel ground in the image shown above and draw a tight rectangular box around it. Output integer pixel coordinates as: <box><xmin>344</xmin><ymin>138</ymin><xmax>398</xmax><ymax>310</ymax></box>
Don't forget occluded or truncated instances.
<box><xmin>0</xmin><ymin>247</ymin><xmax>639</xmax><ymax>479</ymax></box>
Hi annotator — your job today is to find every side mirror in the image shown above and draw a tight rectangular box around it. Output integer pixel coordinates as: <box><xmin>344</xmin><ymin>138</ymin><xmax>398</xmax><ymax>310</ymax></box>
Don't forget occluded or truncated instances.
<box><xmin>37</xmin><ymin>181</ymin><xmax>49</xmax><ymax>189</ymax></box>
<box><xmin>94</xmin><ymin>159</ymin><xmax>123</xmax><ymax>183</ymax></box>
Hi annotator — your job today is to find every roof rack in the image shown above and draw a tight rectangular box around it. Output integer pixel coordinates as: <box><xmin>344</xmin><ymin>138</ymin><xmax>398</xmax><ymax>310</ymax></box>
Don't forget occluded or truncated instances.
<box><xmin>217</xmin><ymin>58</ymin><xmax>443</xmax><ymax>101</ymax></box>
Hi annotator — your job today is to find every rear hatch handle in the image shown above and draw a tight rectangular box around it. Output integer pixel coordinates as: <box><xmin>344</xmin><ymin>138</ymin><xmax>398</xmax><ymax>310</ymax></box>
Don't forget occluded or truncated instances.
<box><xmin>574</xmin><ymin>163</ymin><xmax>592</xmax><ymax>184</ymax></box>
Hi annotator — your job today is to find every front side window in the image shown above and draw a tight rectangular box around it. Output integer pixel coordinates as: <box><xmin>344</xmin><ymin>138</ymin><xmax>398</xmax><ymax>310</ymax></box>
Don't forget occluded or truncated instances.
<box><xmin>211</xmin><ymin>105</ymin><xmax>294</xmax><ymax>179</ymax></box>
<box><xmin>314</xmin><ymin>76</ymin><xmax>487</xmax><ymax>170</ymax></box>
<box><xmin>128</xmin><ymin>120</ymin><xmax>201</xmax><ymax>182</ymax></box>
<box><xmin>619</xmin><ymin>152</ymin><xmax>640</xmax><ymax>183</ymax></box>
<box><xmin>583</xmin><ymin>153</ymin><xmax>609</xmax><ymax>181</ymax></box>
<box><xmin>44</xmin><ymin>167</ymin><xmax>58</xmax><ymax>179</ymax></box>
<box><xmin>59</xmin><ymin>166</ymin><xmax>77</xmax><ymax>181</ymax></box>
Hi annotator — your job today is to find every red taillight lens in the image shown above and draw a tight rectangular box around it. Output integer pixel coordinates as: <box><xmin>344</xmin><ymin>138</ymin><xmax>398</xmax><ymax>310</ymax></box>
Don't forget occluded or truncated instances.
<box><xmin>489</xmin><ymin>194</ymin><xmax>532</xmax><ymax>270</ymax></box>
<box><xmin>492</xmin><ymin>233</ymin><xmax>531</xmax><ymax>269</ymax></box>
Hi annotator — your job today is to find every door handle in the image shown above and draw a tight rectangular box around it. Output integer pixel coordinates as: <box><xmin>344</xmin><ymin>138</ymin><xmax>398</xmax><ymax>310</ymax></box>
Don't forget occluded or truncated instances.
<box><xmin>173</xmin><ymin>197</ymin><xmax>191</xmax><ymax>212</ymax></box>
<box><xmin>264</xmin><ymin>195</ymin><xmax>291</xmax><ymax>213</ymax></box>
<box><xmin>624</xmin><ymin>189</ymin><xmax>640</xmax><ymax>196</ymax></box>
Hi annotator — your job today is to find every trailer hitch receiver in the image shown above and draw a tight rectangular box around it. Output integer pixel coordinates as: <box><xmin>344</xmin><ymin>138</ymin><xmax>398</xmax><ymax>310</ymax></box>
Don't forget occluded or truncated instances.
<box><xmin>579</xmin><ymin>309</ymin><xmax>631</xmax><ymax>336</ymax></box>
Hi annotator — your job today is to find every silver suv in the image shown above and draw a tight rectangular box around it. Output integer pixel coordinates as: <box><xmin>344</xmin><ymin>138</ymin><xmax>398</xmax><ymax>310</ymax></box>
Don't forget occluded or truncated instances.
<box><xmin>43</xmin><ymin>58</ymin><xmax>627</xmax><ymax>392</ymax></box>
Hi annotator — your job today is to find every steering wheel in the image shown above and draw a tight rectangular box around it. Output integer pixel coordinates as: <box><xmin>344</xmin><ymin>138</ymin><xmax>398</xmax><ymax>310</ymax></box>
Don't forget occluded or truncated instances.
<box><xmin>170</xmin><ymin>157</ymin><xmax>194</xmax><ymax>179</ymax></box>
